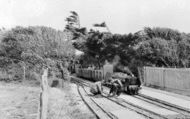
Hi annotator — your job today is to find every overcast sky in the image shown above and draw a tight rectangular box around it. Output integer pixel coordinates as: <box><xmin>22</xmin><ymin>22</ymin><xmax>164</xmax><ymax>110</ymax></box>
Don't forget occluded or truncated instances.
<box><xmin>0</xmin><ymin>0</ymin><xmax>190</xmax><ymax>34</ymax></box>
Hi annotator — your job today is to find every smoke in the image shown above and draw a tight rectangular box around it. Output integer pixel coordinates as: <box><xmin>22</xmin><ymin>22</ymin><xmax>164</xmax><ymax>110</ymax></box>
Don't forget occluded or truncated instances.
<box><xmin>103</xmin><ymin>55</ymin><xmax>120</xmax><ymax>67</ymax></box>
<box><xmin>112</xmin><ymin>55</ymin><xmax>120</xmax><ymax>67</ymax></box>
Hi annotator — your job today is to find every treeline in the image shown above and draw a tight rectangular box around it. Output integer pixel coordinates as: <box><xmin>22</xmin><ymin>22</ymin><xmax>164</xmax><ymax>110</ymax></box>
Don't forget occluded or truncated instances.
<box><xmin>1</xmin><ymin>11</ymin><xmax>190</xmax><ymax>80</ymax></box>
<box><xmin>75</xmin><ymin>27</ymin><xmax>190</xmax><ymax>74</ymax></box>
<box><xmin>64</xmin><ymin>11</ymin><xmax>190</xmax><ymax>73</ymax></box>
<box><xmin>0</xmin><ymin>26</ymin><xmax>75</xmax><ymax>81</ymax></box>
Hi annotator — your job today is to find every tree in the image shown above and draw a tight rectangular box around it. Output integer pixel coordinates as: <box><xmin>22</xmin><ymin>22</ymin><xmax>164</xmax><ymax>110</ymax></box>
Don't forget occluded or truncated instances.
<box><xmin>79</xmin><ymin>26</ymin><xmax>190</xmax><ymax>70</ymax></box>
<box><xmin>66</xmin><ymin>11</ymin><xmax>80</xmax><ymax>28</ymax></box>
<box><xmin>82</xmin><ymin>31</ymin><xmax>137</xmax><ymax>67</ymax></box>
<box><xmin>83</xmin><ymin>31</ymin><xmax>108</xmax><ymax>67</ymax></box>
<box><xmin>93</xmin><ymin>22</ymin><xmax>111</xmax><ymax>33</ymax></box>
<box><xmin>136</xmin><ymin>38</ymin><xmax>171</xmax><ymax>67</ymax></box>
<box><xmin>134</xmin><ymin>27</ymin><xmax>190</xmax><ymax>68</ymax></box>
<box><xmin>65</xmin><ymin>11</ymin><xmax>88</xmax><ymax>52</ymax></box>
<box><xmin>65</xmin><ymin>11</ymin><xmax>87</xmax><ymax>40</ymax></box>
<box><xmin>143</xmin><ymin>27</ymin><xmax>181</xmax><ymax>41</ymax></box>
<box><xmin>0</xmin><ymin>26</ymin><xmax>76</xmax><ymax>81</ymax></box>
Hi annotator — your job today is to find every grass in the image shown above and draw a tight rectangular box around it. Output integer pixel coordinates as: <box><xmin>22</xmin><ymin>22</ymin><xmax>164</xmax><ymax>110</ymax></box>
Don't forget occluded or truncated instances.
<box><xmin>0</xmin><ymin>81</ymin><xmax>40</xmax><ymax>119</ymax></box>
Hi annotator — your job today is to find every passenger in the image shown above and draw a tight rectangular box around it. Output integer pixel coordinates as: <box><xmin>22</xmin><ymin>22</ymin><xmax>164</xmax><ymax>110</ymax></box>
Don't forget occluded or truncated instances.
<box><xmin>90</xmin><ymin>81</ymin><xmax>103</xmax><ymax>95</ymax></box>
<box><xmin>128</xmin><ymin>85</ymin><xmax>139</xmax><ymax>95</ymax></box>
<box><xmin>108</xmin><ymin>78</ymin><xmax>123</xmax><ymax>96</ymax></box>
<box><xmin>87</xmin><ymin>66</ymin><xmax>92</xmax><ymax>70</ymax></box>
<box><xmin>116</xmin><ymin>79</ymin><xmax>123</xmax><ymax>96</ymax></box>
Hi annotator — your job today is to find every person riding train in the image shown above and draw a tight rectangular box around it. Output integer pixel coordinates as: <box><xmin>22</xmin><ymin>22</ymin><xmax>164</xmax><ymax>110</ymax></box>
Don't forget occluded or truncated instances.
<box><xmin>108</xmin><ymin>76</ymin><xmax>123</xmax><ymax>96</ymax></box>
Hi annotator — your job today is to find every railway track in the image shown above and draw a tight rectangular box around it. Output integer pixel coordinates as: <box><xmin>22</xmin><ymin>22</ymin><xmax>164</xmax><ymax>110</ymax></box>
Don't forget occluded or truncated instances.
<box><xmin>72</xmin><ymin>76</ymin><xmax>190</xmax><ymax>119</ymax></box>
<box><xmin>73</xmin><ymin>77</ymin><xmax>168</xmax><ymax>119</ymax></box>
<box><xmin>78</xmin><ymin>84</ymin><xmax>151</xmax><ymax>119</ymax></box>
<box><xmin>77</xmin><ymin>85</ymin><xmax>116</xmax><ymax>119</ymax></box>
<box><xmin>135</xmin><ymin>94</ymin><xmax>190</xmax><ymax>117</ymax></box>
<box><xmin>75</xmin><ymin>79</ymin><xmax>149</xmax><ymax>119</ymax></box>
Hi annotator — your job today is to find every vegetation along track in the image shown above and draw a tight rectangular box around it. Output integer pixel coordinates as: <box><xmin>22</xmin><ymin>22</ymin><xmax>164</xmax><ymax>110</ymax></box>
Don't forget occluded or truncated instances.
<box><xmin>72</xmin><ymin>76</ymin><xmax>190</xmax><ymax>119</ymax></box>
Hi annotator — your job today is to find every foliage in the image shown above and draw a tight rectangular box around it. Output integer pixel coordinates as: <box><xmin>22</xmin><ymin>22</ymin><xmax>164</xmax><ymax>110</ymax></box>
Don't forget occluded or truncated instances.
<box><xmin>65</xmin><ymin>11</ymin><xmax>87</xmax><ymax>51</ymax></box>
<box><xmin>1</xmin><ymin>20</ymin><xmax>190</xmax><ymax>79</ymax></box>
<box><xmin>136</xmin><ymin>27</ymin><xmax>190</xmax><ymax>68</ymax></box>
<box><xmin>136</xmin><ymin>38</ymin><xmax>171</xmax><ymax>67</ymax></box>
<box><xmin>80</xmin><ymin>26</ymin><xmax>190</xmax><ymax>75</ymax></box>
<box><xmin>80</xmin><ymin>31</ymin><xmax>138</xmax><ymax>67</ymax></box>
<box><xmin>65</xmin><ymin>11</ymin><xmax>87</xmax><ymax>40</ymax></box>
<box><xmin>144</xmin><ymin>27</ymin><xmax>181</xmax><ymax>41</ymax></box>
<box><xmin>93</xmin><ymin>22</ymin><xmax>111</xmax><ymax>33</ymax></box>
<box><xmin>0</xmin><ymin>26</ymin><xmax>75</xmax><ymax>81</ymax></box>
<box><xmin>81</xmin><ymin>31</ymin><xmax>112</xmax><ymax>66</ymax></box>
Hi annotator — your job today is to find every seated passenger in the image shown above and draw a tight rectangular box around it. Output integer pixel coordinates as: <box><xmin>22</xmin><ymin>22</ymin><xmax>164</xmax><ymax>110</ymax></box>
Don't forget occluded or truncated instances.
<box><xmin>128</xmin><ymin>85</ymin><xmax>139</xmax><ymax>95</ymax></box>
<box><xmin>90</xmin><ymin>81</ymin><xmax>103</xmax><ymax>95</ymax></box>
<box><xmin>108</xmin><ymin>78</ymin><xmax>123</xmax><ymax>96</ymax></box>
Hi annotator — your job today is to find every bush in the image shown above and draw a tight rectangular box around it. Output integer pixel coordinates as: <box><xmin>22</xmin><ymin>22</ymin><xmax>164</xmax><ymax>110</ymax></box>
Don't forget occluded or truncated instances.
<box><xmin>26</xmin><ymin>71</ymin><xmax>40</xmax><ymax>81</ymax></box>
<box><xmin>0</xmin><ymin>70</ymin><xmax>12</xmax><ymax>82</ymax></box>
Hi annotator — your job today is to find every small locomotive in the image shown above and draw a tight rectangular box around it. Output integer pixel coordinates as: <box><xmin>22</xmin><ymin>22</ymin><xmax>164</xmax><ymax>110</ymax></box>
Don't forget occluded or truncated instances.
<box><xmin>110</xmin><ymin>72</ymin><xmax>141</xmax><ymax>95</ymax></box>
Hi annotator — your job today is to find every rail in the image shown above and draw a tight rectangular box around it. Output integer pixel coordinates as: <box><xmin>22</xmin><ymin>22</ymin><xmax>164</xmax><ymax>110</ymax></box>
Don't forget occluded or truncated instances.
<box><xmin>72</xmin><ymin>76</ymin><xmax>189</xmax><ymax>119</ymax></box>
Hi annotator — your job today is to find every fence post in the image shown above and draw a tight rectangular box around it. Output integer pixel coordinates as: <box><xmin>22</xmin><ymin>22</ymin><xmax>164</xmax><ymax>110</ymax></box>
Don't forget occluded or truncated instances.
<box><xmin>137</xmin><ymin>67</ymin><xmax>143</xmax><ymax>84</ymax></box>
<box><xmin>143</xmin><ymin>67</ymin><xmax>146</xmax><ymax>86</ymax></box>
<box><xmin>23</xmin><ymin>65</ymin><xmax>25</xmax><ymax>81</ymax></box>
<box><xmin>163</xmin><ymin>68</ymin><xmax>165</xmax><ymax>89</ymax></box>
<box><xmin>38</xmin><ymin>68</ymin><xmax>49</xmax><ymax>119</ymax></box>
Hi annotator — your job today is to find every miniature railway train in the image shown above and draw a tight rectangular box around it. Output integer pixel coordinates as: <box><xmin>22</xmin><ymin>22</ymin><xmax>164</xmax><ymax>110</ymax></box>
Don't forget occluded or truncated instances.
<box><xmin>75</xmin><ymin>68</ymin><xmax>141</xmax><ymax>95</ymax></box>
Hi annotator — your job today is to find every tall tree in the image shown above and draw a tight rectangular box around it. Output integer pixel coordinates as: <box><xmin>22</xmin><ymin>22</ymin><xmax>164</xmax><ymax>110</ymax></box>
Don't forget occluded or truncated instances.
<box><xmin>65</xmin><ymin>11</ymin><xmax>87</xmax><ymax>40</ymax></box>
<box><xmin>66</xmin><ymin>11</ymin><xmax>80</xmax><ymax>29</ymax></box>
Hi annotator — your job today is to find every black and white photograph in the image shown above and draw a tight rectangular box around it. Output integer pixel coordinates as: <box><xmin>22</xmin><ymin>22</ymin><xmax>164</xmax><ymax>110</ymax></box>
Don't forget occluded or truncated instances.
<box><xmin>0</xmin><ymin>0</ymin><xmax>190</xmax><ymax>119</ymax></box>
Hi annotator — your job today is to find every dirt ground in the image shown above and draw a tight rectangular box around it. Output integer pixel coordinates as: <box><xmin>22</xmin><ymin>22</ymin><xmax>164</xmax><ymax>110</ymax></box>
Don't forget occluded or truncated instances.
<box><xmin>47</xmin><ymin>81</ymin><xmax>96</xmax><ymax>119</ymax></box>
<box><xmin>0</xmin><ymin>81</ymin><xmax>96</xmax><ymax>119</ymax></box>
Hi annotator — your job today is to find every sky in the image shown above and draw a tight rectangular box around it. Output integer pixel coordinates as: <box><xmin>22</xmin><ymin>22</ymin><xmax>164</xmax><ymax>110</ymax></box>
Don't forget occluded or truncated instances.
<box><xmin>0</xmin><ymin>0</ymin><xmax>190</xmax><ymax>34</ymax></box>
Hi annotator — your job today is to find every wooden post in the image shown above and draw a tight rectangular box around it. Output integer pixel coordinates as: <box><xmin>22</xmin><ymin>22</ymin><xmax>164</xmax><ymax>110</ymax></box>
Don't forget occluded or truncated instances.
<box><xmin>39</xmin><ymin>68</ymin><xmax>49</xmax><ymax>119</ymax></box>
<box><xmin>143</xmin><ymin>67</ymin><xmax>146</xmax><ymax>86</ymax></box>
<box><xmin>163</xmin><ymin>68</ymin><xmax>165</xmax><ymax>89</ymax></box>
<box><xmin>23</xmin><ymin>65</ymin><xmax>25</xmax><ymax>81</ymax></box>
<box><xmin>137</xmin><ymin>67</ymin><xmax>143</xmax><ymax>85</ymax></box>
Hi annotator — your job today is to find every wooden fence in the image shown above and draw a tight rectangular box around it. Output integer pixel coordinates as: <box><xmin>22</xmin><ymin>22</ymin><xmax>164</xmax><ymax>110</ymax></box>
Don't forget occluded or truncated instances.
<box><xmin>143</xmin><ymin>67</ymin><xmax>190</xmax><ymax>91</ymax></box>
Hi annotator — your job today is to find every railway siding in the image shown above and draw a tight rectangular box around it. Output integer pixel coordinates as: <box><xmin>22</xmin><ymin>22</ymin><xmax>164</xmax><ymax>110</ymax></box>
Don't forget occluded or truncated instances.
<box><xmin>78</xmin><ymin>85</ymin><xmax>113</xmax><ymax>119</ymax></box>
<box><xmin>139</xmin><ymin>88</ymin><xmax>190</xmax><ymax>113</ymax></box>
<box><xmin>119</xmin><ymin>95</ymin><xmax>182</xmax><ymax>119</ymax></box>
<box><xmin>82</xmin><ymin>86</ymin><xmax>148</xmax><ymax>119</ymax></box>
<box><xmin>72</xmin><ymin>76</ymin><xmax>190</xmax><ymax>119</ymax></box>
